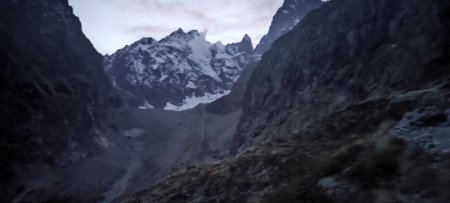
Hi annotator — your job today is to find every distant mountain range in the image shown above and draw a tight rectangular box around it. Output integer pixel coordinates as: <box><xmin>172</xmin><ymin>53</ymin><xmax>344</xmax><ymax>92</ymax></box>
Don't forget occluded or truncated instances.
<box><xmin>105</xmin><ymin>0</ymin><xmax>324</xmax><ymax>112</ymax></box>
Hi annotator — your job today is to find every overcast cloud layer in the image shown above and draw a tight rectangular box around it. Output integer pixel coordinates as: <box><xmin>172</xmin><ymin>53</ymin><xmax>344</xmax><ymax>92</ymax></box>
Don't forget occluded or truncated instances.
<box><xmin>69</xmin><ymin>0</ymin><xmax>284</xmax><ymax>54</ymax></box>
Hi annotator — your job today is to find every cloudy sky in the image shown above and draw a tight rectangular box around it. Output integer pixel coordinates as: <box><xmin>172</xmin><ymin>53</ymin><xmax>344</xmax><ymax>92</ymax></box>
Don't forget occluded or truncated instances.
<box><xmin>68</xmin><ymin>0</ymin><xmax>284</xmax><ymax>54</ymax></box>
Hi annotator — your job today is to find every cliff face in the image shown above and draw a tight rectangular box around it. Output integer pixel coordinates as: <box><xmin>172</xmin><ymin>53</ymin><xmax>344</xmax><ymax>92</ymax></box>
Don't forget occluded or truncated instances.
<box><xmin>206</xmin><ymin>0</ymin><xmax>323</xmax><ymax>115</ymax></box>
<box><xmin>234</xmin><ymin>0</ymin><xmax>450</xmax><ymax>151</ymax></box>
<box><xmin>0</xmin><ymin>0</ymin><xmax>119</xmax><ymax>201</ymax></box>
<box><xmin>254</xmin><ymin>0</ymin><xmax>323</xmax><ymax>55</ymax></box>
<box><xmin>122</xmin><ymin>0</ymin><xmax>450</xmax><ymax>202</ymax></box>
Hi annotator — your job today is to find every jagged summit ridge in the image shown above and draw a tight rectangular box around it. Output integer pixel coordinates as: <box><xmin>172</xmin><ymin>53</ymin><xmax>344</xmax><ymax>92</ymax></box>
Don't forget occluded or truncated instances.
<box><xmin>105</xmin><ymin>29</ymin><xmax>253</xmax><ymax>110</ymax></box>
<box><xmin>254</xmin><ymin>0</ymin><xmax>323</xmax><ymax>55</ymax></box>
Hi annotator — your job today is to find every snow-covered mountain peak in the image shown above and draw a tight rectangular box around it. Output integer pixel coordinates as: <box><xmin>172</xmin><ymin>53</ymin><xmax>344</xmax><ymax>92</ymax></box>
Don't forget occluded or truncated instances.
<box><xmin>163</xmin><ymin>29</ymin><xmax>201</xmax><ymax>40</ymax></box>
<box><xmin>105</xmin><ymin>29</ymin><xmax>254</xmax><ymax>111</ymax></box>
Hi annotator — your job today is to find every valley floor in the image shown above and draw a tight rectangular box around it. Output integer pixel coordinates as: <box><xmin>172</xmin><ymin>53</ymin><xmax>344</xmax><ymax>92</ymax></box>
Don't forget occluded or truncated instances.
<box><xmin>122</xmin><ymin>84</ymin><xmax>450</xmax><ymax>203</ymax></box>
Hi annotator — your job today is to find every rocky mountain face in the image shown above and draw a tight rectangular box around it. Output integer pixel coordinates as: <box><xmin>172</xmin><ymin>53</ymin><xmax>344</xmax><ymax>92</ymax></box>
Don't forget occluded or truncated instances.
<box><xmin>254</xmin><ymin>0</ymin><xmax>323</xmax><ymax>55</ymax></box>
<box><xmin>0</xmin><ymin>0</ymin><xmax>120</xmax><ymax>201</ymax></box>
<box><xmin>122</xmin><ymin>0</ymin><xmax>450</xmax><ymax>202</ymax></box>
<box><xmin>206</xmin><ymin>0</ymin><xmax>323</xmax><ymax>114</ymax></box>
<box><xmin>234</xmin><ymin>0</ymin><xmax>450</xmax><ymax>151</ymax></box>
<box><xmin>104</xmin><ymin>30</ymin><xmax>253</xmax><ymax>110</ymax></box>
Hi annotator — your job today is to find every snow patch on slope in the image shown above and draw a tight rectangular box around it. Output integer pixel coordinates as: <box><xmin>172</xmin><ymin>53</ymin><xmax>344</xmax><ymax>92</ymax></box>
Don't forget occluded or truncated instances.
<box><xmin>188</xmin><ymin>32</ymin><xmax>220</xmax><ymax>81</ymax></box>
<box><xmin>138</xmin><ymin>101</ymin><xmax>154</xmax><ymax>110</ymax></box>
<box><xmin>164</xmin><ymin>91</ymin><xmax>230</xmax><ymax>111</ymax></box>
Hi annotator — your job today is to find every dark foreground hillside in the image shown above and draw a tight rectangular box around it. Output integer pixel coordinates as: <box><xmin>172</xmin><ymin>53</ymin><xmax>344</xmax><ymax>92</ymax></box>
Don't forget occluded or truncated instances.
<box><xmin>0</xmin><ymin>0</ymin><xmax>119</xmax><ymax>201</ymax></box>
